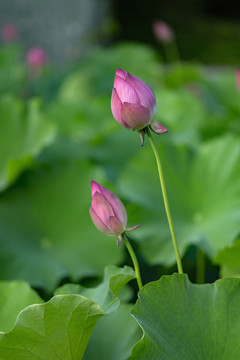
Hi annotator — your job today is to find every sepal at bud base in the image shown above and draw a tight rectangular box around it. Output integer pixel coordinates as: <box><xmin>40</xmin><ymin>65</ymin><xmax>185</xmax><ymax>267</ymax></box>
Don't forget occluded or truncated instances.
<box><xmin>117</xmin><ymin>234</ymin><xmax>123</xmax><ymax>247</ymax></box>
<box><xmin>150</xmin><ymin>121</ymin><xmax>168</xmax><ymax>134</ymax></box>
<box><xmin>125</xmin><ymin>224</ymin><xmax>141</xmax><ymax>232</ymax></box>
<box><xmin>138</xmin><ymin>129</ymin><xmax>146</xmax><ymax>147</ymax></box>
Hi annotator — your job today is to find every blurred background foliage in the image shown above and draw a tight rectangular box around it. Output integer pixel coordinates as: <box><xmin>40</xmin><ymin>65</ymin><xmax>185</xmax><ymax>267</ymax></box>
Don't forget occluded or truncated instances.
<box><xmin>113</xmin><ymin>0</ymin><xmax>240</xmax><ymax>65</ymax></box>
<box><xmin>0</xmin><ymin>0</ymin><xmax>239</xmax><ymax>296</ymax></box>
<box><xmin>0</xmin><ymin>1</ymin><xmax>239</xmax><ymax>357</ymax></box>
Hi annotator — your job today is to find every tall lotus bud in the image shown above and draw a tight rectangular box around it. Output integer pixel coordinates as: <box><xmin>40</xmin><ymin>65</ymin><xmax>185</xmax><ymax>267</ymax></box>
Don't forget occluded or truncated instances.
<box><xmin>111</xmin><ymin>68</ymin><xmax>167</xmax><ymax>145</ymax></box>
<box><xmin>1</xmin><ymin>23</ymin><xmax>17</xmax><ymax>42</ymax></box>
<box><xmin>89</xmin><ymin>181</ymin><xmax>140</xmax><ymax>245</ymax></box>
<box><xmin>26</xmin><ymin>47</ymin><xmax>48</xmax><ymax>68</ymax></box>
<box><xmin>152</xmin><ymin>20</ymin><xmax>175</xmax><ymax>43</ymax></box>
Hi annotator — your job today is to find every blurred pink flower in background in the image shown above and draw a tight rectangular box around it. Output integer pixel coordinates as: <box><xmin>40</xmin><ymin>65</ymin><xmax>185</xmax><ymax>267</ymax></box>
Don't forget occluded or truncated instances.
<box><xmin>152</xmin><ymin>20</ymin><xmax>175</xmax><ymax>43</ymax></box>
<box><xmin>235</xmin><ymin>70</ymin><xmax>240</xmax><ymax>93</ymax></box>
<box><xmin>26</xmin><ymin>47</ymin><xmax>48</xmax><ymax>68</ymax></box>
<box><xmin>1</xmin><ymin>23</ymin><xmax>18</xmax><ymax>42</ymax></box>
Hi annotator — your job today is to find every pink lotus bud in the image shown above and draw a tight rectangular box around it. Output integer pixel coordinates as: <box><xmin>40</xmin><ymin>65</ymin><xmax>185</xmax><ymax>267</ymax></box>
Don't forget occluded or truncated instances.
<box><xmin>236</xmin><ymin>70</ymin><xmax>240</xmax><ymax>93</ymax></box>
<box><xmin>111</xmin><ymin>68</ymin><xmax>157</xmax><ymax>131</ymax></box>
<box><xmin>152</xmin><ymin>20</ymin><xmax>175</xmax><ymax>43</ymax></box>
<box><xmin>1</xmin><ymin>23</ymin><xmax>17</xmax><ymax>42</ymax></box>
<box><xmin>26</xmin><ymin>47</ymin><xmax>48</xmax><ymax>68</ymax></box>
<box><xmin>89</xmin><ymin>181</ymin><xmax>140</xmax><ymax>245</ymax></box>
<box><xmin>111</xmin><ymin>69</ymin><xmax>168</xmax><ymax>143</ymax></box>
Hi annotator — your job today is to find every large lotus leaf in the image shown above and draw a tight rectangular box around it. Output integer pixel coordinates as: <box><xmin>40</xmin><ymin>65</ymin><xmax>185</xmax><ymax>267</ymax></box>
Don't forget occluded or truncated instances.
<box><xmin>214</xmin><ymin>236</ymin><xmax>240</xmax><ymax>278</ymax></box>
<box><xmin>0</xmin><ymin>281</ymin><xmax>43</xmax><ymax>333</ymax></box>
<box><xmin>0</xmin><ymin>295</ymin><xmax>105</xmax><ymax>360</ymax></box>
<box><xmin>128</xmin><ymin>273</ymin><xmax>240</xmax><ymax>360</ymax></box>
<box><xmin>154</xmin><ymin>87</ymin><xmax>205</xmax><ymax>146</ymax></box>
<box><xmin>0</xmin><ymin>95</ymin><xmax>56</xmax><ymax>191</ymax></box>
<box><xmin>45</xmin><ymin>95</ymin><xmax>113</xmax><ymax>140</ymax></box>
<box><xmin>0</xmin><ymin>153</ymin><xmax>124</xmax><ymax>290</ymax></box>
<box><xmin>201</xmin><ymin>69</ymin><xmax>240</xmax><ymax>113</ymax></box>
<box><xmin>84</xmin><ymin>302</ymin><xmax>142</xmax><ymax>360</ymax></box>
<box><xmin>199</xmin><ymin>69</ymin><xmax>240</xmax><ymax>136</ymax></box>
<box><xmin>119</xmin><ymin>134</ymin><xmax>240</xmax><ymax>266</ymax></box>
<box><xmin>55</xmin><ymin>265</ymin><xmax>136</xmax><ymax>314</ymax></box>
<box><xmin>45</xmin><ymin>100</ymin><xmax>141</xmax><ymax>182</ymax></box>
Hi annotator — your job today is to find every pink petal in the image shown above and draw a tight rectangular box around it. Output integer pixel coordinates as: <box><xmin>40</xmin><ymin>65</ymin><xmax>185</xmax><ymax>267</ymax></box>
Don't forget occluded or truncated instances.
<box><xmin>91</xmin><ymin>180</ymin><xmax>103</xmax><ymax>197</ymax></box>
<box><xmin>91</xmin><ymin>192</ymin><xmax>114</xmax><ymax>226</ymax></box>
<box><xmin>109</xmin><ymin>216</ymin><xmax>125</xmax><ymax>235</ymax></box>
<box><xmin>114</xmin><ymin>75</ymin><xmax>140</xmax><ymax>104</ymax></box>
<box><xmin>150</xmin><ymin>121</ymin><xmax>168</xmax><ymax>134</ymax></box>
<box><xmin>115</xmin><ymin>68</ymin><xmax>127</xmax><ymax>80</ymax></box>
<box><xmin>100</xmin><ymin>187</ymin><xmax>127</xmax><ymax>227</ymax></box>
<box><xmin>121</xmin><ymin>102</ymin><xmax>151</xmax><ymax>130</ymax></box>
<box><xmin>89</xmin><ymin>207</ymin><xmax>115</xmax><ymax>235</ymax></box>
<box><xmin>125</xmin><ymin>73</ymin><xmax>157</xmax><ymax>112</ymax></box>
<box><xmin>111</xmin><ymin>88</ymin><xmax>130</xmax><ymax>129</ymax></box>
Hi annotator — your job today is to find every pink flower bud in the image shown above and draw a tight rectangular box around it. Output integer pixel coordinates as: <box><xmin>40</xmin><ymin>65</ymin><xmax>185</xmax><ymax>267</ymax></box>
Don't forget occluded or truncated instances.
<box><xmin>26</xmin><ymin>47</ymin><xmax>48</xmax><ymax>68</ymax></box>
<box><xmin>89</xmin><ymin>181</ymin><xmax>140</xmax><ymax>245</ymax></box>
<box><xmin>152</xmin><ymin>20</ymin><xmax>175</xmax><ymax>43</ymax></box>
<box><xmin>236</xmin><ymin>70</ymin><xmax>240</xmax><ymax>93</ymax></box>
<box><xmin>111</xmin><ymin>69</ymin><xmax>168</xmax><ymax>143</ymax></box>
<box><xmin>111</xmin><ymin>68</ymin><xmax>157</xmax><ymax>131</ymax></box>
<box><xmin>1</xmin><ymin>23</ymin><xmax>17</xmax><ymax>42</ymax></box>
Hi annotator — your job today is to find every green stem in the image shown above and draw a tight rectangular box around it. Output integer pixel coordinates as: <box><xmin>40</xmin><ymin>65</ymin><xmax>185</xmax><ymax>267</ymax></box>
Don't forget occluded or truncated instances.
<box><xmin>123</xmin><ymin>233</ymin><xmax>143</xmax><ymax>290</ymax></box>
<box><xmin>147</xmin><ymin>128</ymin><xmax>183</xmax><ymax>274</ymax></box>
<box><xmin>196</xmin><ymin>247</ymin><xmax>205</xmax><ymax>284</ymax></box>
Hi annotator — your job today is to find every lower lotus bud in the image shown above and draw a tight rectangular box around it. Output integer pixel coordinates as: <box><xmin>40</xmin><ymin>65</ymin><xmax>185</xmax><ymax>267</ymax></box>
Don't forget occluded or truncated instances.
<box><xmin>89</xmin><ymin>181</ymin><xmax>140</xmax><ymax>245</ymax></box>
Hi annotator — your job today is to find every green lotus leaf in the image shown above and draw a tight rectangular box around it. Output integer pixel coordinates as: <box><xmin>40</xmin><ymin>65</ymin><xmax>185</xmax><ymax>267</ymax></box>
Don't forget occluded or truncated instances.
<box><xmin>128</xmin><ymin>273</ymin><xmax>240</xmax><ymax>360</ymax></box>
<box><xmin>0</xmin><ymin>281</ymin><xmax>43</xmax><ymax>333</ymax></box>
<box><xmin>0</xmin><ymin>150</ymin><xmax>124</xmax><ymax>290</ymax></box>
<box><xmin>0</xmin><ymin>295</ymin><xmax>104</xmax><ymax>360</ymax></box>
<box><xmin>155</xmin><ymin>87</ymin><xmax>205</xmax><ymax>146</ymax></box>
<box><xmin>119</xmin><ymin>134</ymin><xmax>240</xmax><ymax>266</ymax></box>
<box><xmin>55</xmin><ymin>265</ymin><xmax>136</xmax><ymax>314</ymax></box>
<box><xmin>84</xmin><ymin>302</ymin><xmax>142</xmax><ymax>360</ymax></box>
<box><xmin>214</xmin><ymin>236</ymin><xmax>240</xmax><ymax>278</ymax></box>
<box><xmin>0</xmin><ymin>95</ymin><xmax>56</xmax><ymax>191</ymax></box>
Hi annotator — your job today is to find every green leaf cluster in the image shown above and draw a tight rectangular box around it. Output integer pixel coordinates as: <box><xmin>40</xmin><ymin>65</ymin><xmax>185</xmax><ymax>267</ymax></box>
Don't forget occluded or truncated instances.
<box><xmin>0</xmin><ymin>40</ymin><xmax>239</xmax><ymax>359</ymax></box>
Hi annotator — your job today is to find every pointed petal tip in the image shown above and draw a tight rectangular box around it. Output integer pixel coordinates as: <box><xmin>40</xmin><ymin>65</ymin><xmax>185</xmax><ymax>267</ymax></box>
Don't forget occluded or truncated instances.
<box><xmin>116</xmin><ymin>68</ymin><xmax>127</xmax><ymax>79</ymax></box>
<box><xmin>125</xmin><ymin>224</ymin><xmax>141</xmax><ymax>232</ymax></box>
<box><xmin>91</xmin><ymin>180</ymin><xmax>102</xmax><ymax>197</ymax></box>
<box><xmin>91</xmin><ymin>180</ymin><xmax>97</xmax><ymax>186</ymax></box>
